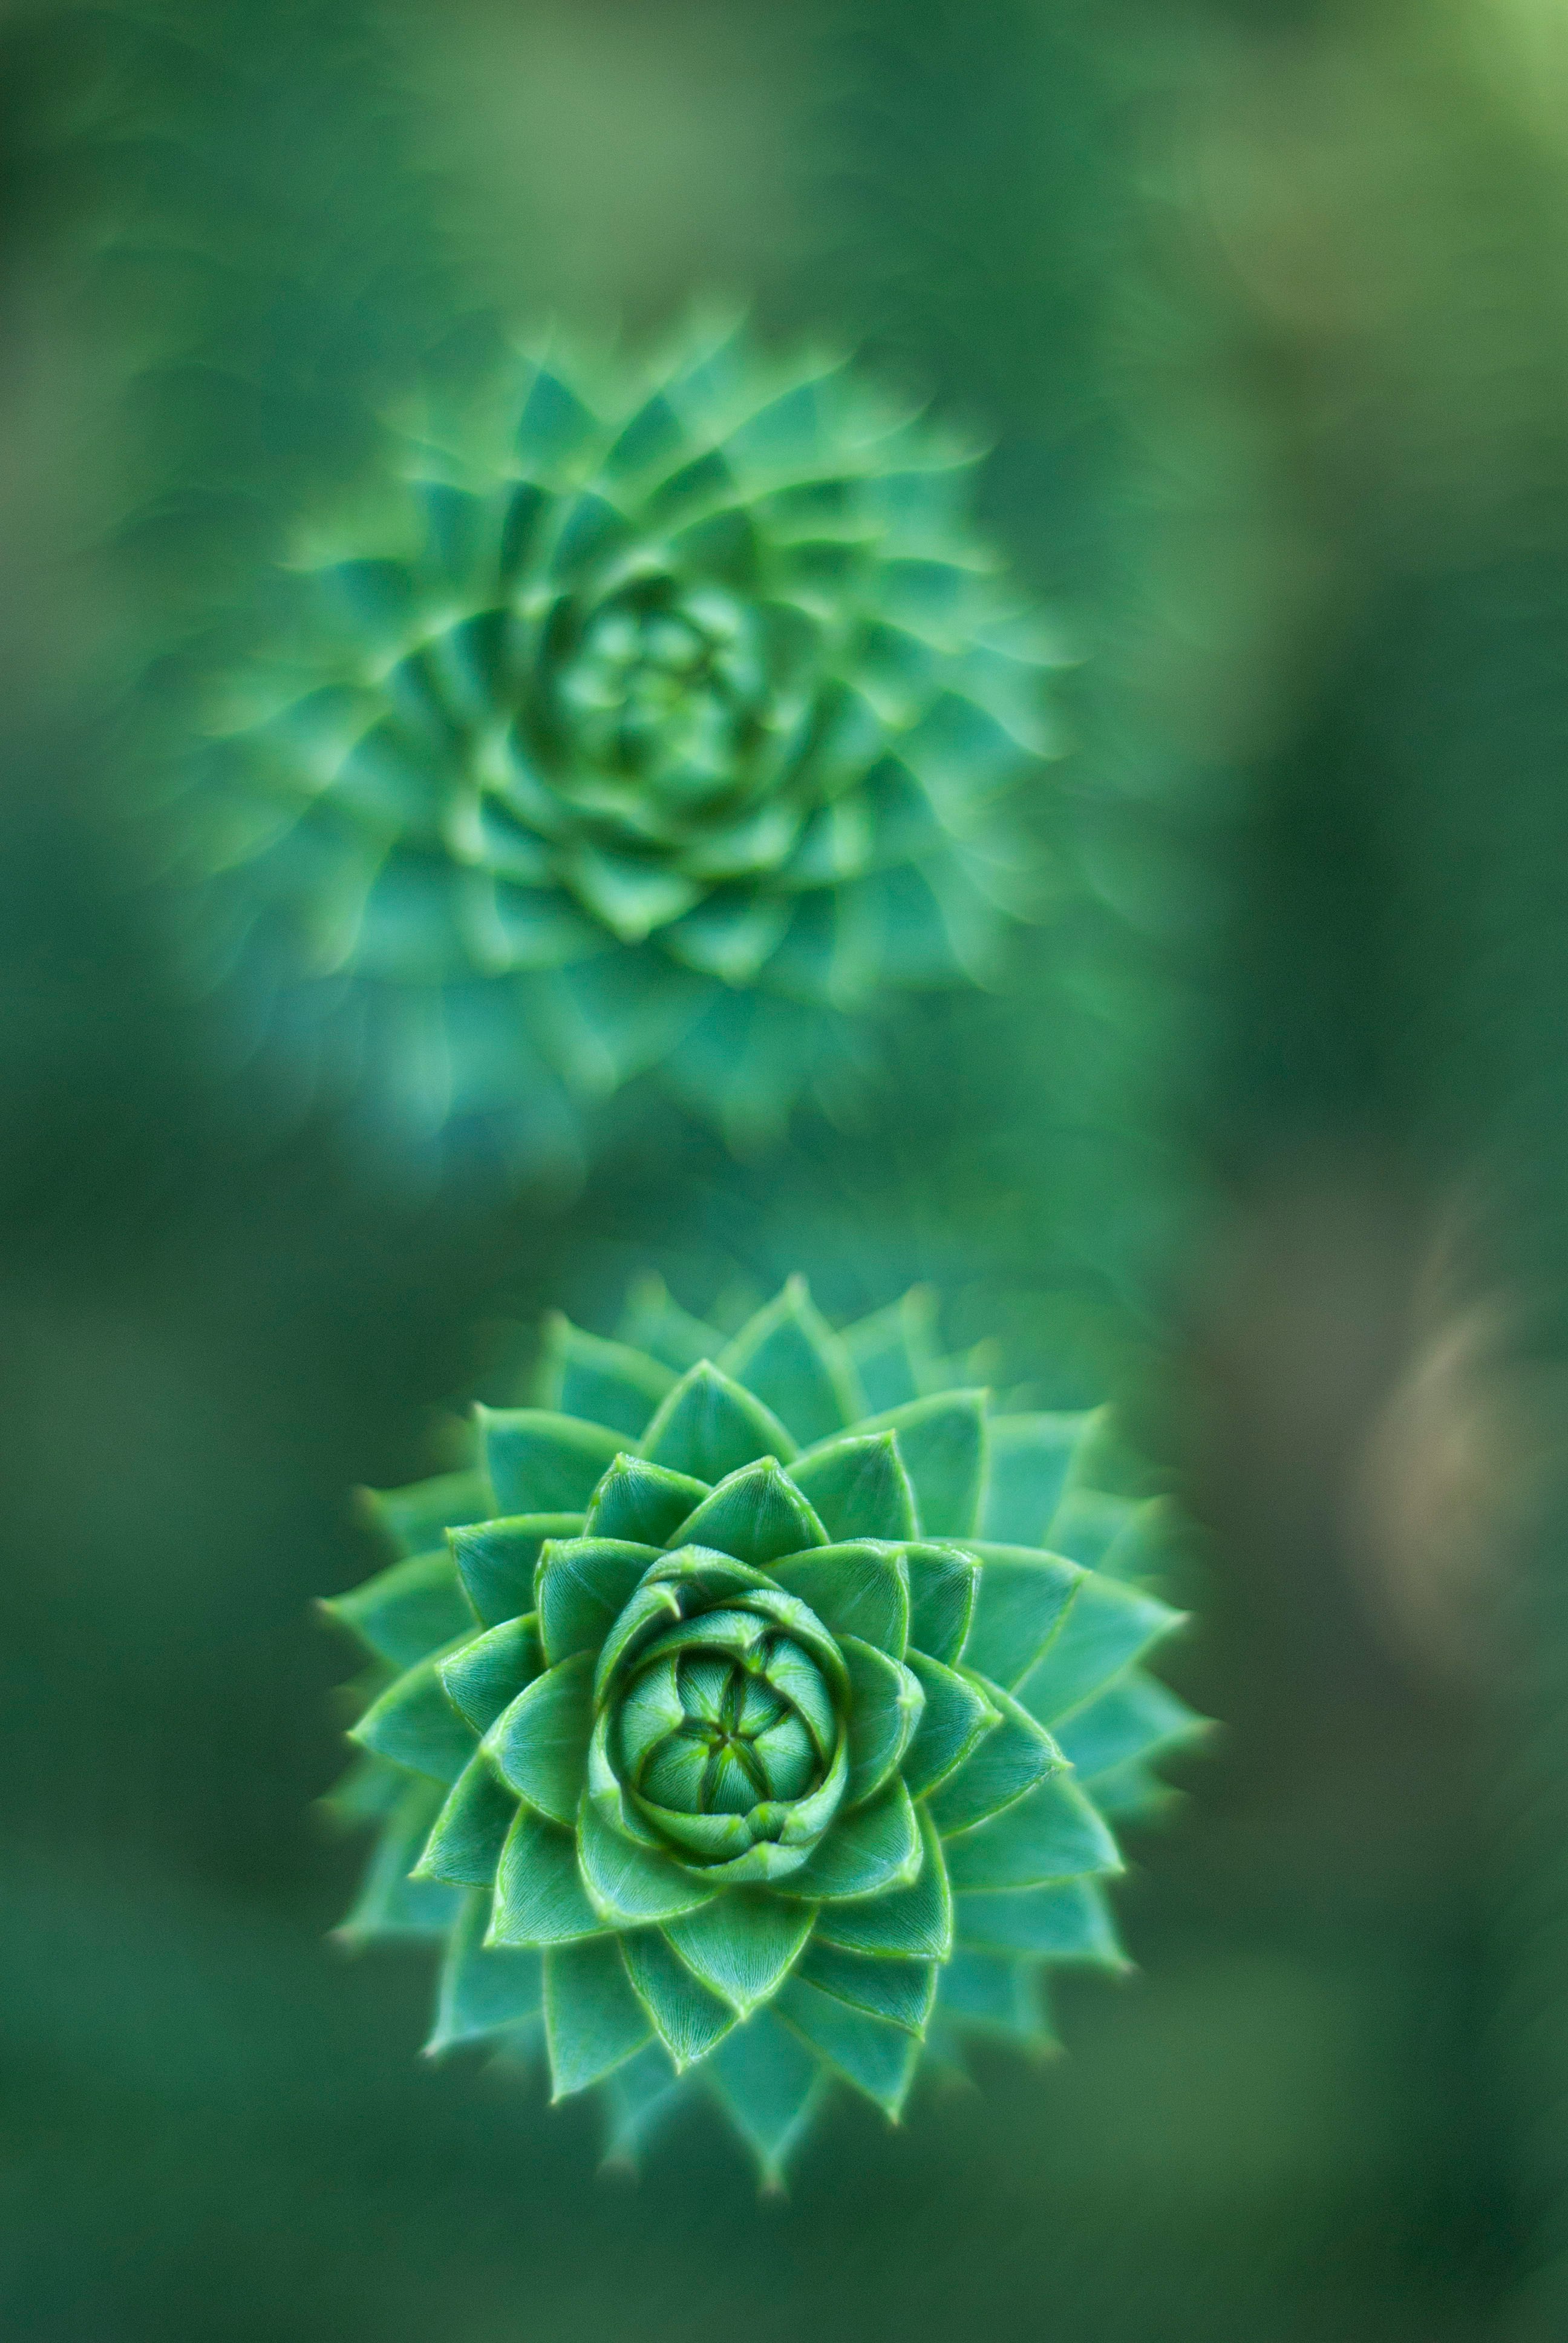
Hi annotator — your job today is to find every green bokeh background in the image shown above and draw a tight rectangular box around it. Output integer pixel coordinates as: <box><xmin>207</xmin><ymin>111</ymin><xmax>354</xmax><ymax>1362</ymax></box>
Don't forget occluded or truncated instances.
<box><xmin>1</xmin><ymin>0</ymin><xmax>1561</xmax><ymax>2335</ymax></box>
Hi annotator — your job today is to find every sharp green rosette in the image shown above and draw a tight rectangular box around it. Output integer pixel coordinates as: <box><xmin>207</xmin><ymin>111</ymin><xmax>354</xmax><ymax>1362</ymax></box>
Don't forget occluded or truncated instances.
<box><xmin>201</xmin><ymin>318</ymin><xmax>1063</xmax><ymax>1153</ymax></box>
<box><xmin>325</xmin><ymin>1278</ymin><xmax>1205</xmax><ymax>2186</ymax></box>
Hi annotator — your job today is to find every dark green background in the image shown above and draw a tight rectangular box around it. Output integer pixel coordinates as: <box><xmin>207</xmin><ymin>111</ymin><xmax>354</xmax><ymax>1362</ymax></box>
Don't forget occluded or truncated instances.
<box><xmin>0</xmin><ymin>1</ymin><xmax>1557</xmax><ymax>2335</ymax></box>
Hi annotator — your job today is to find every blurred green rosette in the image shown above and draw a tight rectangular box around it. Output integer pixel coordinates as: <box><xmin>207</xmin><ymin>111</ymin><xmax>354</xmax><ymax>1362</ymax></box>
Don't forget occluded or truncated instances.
<box><xmin>325</xmin><ymin>1276</ymin><xmax>1203</xmax><ymax>2184</ymax></box>
<box><xmin>197</xmin><ymin>318</ymin><xmax>1062</xmax><ymax>1156</ymax></box>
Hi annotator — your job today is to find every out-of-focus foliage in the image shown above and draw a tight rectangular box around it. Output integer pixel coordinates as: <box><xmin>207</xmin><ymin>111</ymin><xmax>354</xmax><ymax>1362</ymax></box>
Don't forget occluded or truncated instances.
<box><xmin>191</xmin><ymin>317</ymin><xmax>1060</xmax><ymax>1161</ymax></box>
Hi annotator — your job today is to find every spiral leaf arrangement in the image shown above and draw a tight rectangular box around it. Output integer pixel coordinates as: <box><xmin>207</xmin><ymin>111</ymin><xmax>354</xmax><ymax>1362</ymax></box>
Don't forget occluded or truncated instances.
<box><xmin>201</xmin><ymin>318</ymin><xmax>1061</xmax><ymax>1152</ymax></box>
<box><xmin>325</xmin><ymin>1276</ymin><xmax>1203</xmax><ymax>2183</ymax></box>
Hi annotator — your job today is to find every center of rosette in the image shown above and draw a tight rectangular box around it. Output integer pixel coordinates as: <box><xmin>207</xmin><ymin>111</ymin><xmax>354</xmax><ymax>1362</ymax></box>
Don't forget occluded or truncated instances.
<box><xmin>556</xmin><ymin>577</ymin><xmax>767</xmax><ymax>802</ymax></box>
<box><xmin>615</xmin><ymin>1630</ymin><xmax>831</xmax><ymax>1820</ymax></box>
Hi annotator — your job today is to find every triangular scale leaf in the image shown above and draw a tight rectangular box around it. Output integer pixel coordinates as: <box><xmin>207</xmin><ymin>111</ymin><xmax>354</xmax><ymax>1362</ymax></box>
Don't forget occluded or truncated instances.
<box><xmin>704</xmin><ymin>2007</ymin><xmax>825</xmax><ymax>2189</ymax></box>
<box><xmin>428</xmin><ymin>1890</ymin><xmax>543</xmax><ymax>2053</ymax></box>
<box><xmin>776</xmin><ymin>1976</ymin><xmax>920</xmax><ymax>2117</ymax></box>
<box><xmin>451</xmin><ymin>1513</ymin><xmax>583</xmax><ymax>1629</ymax></box>
<box><xmin>936</xmin><ymin>1948</ymin><xmax>1051</xmax><ymax>2047</ymax></box>
<box><xmin>599</xmin><ymin>2039</ymin><xmax>685</xmax><ymax>2173</ymax></box>
<box><xmin>789</xmin><ymin>1432</ymin><xmax>918</xmax><ymax>1542</ymax></box>
<box><xmin>768</xmin><ymin>1542</ymin><xmax>909</xmax><ymax>1657</ymax></box>
<box><xmin>534</xmin><ymin>1314</ymin><xmax>676</xmax><ymax>1437</ymax></box>
<box><xmin>485</xmin><ymin>1653</ymin><xmax>594</xmax><ymax>1824</ymax></box>
<box><xmin>664</xmin><ymin>1891</ymin><xmax>815</xmax><ymax>2014</ymax></box>
<box><xmin>1013</xmin><ymin>1572</ymin><xmax>1184</xmax><ymax>1728</ymax></box>
<box><xmin>488</xmin><ymin>1804</ymin><xmax>605</xmax><ymax>1947</ymax></box>
<box><xmin>1048</xmin><ymin>1487</ymin><xmax>1140</xmax><ymax>1573</ymax></box>
<box><xmin>615</xmin><ymin>1274</ymin><xmax>725</xmax><ymax>1373</ymax></box>
<box><xmin>954</xmin><ymin>1878</ymin><xmax>1127</xmax><ymax>1965</ymax></box>
<box><xmin>981</xmin><ymin>1413</ymin><xmax>1091</xmax><ymax>1544</ymax></box>
<box><xmin>639</xmin><ymin>1362</ymin><xmax>796</xmax><ymax>1480</ymax></box>
<box><xmin>1052</xmin><ymin>1670</ymin><xmax>1209</xmax><ymax>1781</ymax></box>
<box><xmin>719</xmin><ymin>1277</ymin><xmax>862</xmax><ymax>1446</ymax></box>
<box><xmin>479</xmin><ymin>1408</ymin><xmax>624</xmax><ymax>1516</ymax></box>
<box><xmin>324</xmin><ymin>1548</ymin><xmax>475</xmax><ymax>1669</ymax></box>
<box><xmin>904</xmin><ymin>1542</ymin><xmax>979</xmax><ymax>1665</ymax></box>
<box><xmin>900</xmin><ymin>1651</ymin><xmax>999</xmax><ymax>1797</ymax></box>
<box><xmin>840</xmin><ymin>1636</ymin><xmax>924</xmax><ymax>1807</ymax></box>
<box><xmin>351</xmin><ymin>1653</ymin><xmax>477</xmax><ymax>1785</ymax></box>
<box><xmin>544</xmin><ymin>1938</ymin><xmax>653</xmax><ymax>2099</ymax></box>
<box><xmin>583</xmin><ymin>1457</ymin><xmax>709</xmax><ymax>1546</ymax></box>
<box><xmin>437</xmin><ymin>1616</ymin><xmax>543</xmax><ymax>1735</ymax></box>
<box><xmin>925</xmin><ymin>1678</ymin><xmax>1060</xmax><ymax>1835</ymax></box>
<box><xmin>811</xmin><ymin>1807</ymin><xmax>952</xmax><ymax>1960</ymax></box>
<box><xmin>838</xmin><ymin>1290</ymin><xmax>941</xmax><ymax>1413</ymax></box>
<box><xmin>336</xmin><ymin>1778</ymin><xmax>462</xmax><ymax>1944</ymax></box>
<box><xmin>963</xmin><ymin>1544</ymin><xmax>1083</xmax><ymax>1688</ymax></box>
<box><xmin>795</xmin><ymin>1942</ymin><xmax>936</xmax><ymax>2035</ymax></box>
<box><xmin>358</xmin><ymin>1467</ymin><xmax>491</xmax><ymax>1561</ymax></box>
<box><xmin>577</xmin><ymin>1794</ymin><xmax>716</xmax><ymax>1927</ymax></box>
<box><xmin>415</xmin><ymin>1752</ymin><xmax>517</xmax><ymax>1887</ymax></box>
<box><xmin>858</xmin><ymin>1392</ymin><xmax>986</xmax><ymax>1536</ymax></box>
<box><xmin>621</xmin><ymin>1930</ymin><xmax>737</xmax><ymax>2069</ymax></box>
<box><xmin>942</xmin><ymin>1772</ymin><xmax>1122</xmax><ymax>1892</ymax></box>
<box><xmin>774</xmin><ymin>1778</ymin><xmax>921</xmax><ymax>1902</ymax></box>
<box><xmin>536</xmin><ymin>1538</ymin><xmax>661</xmax><ymax>1665</ymax></box>
<box><xmin>671</xmin><ymin>1458</ymin><xmax>828</xmax><ymax>1568</ymax></box>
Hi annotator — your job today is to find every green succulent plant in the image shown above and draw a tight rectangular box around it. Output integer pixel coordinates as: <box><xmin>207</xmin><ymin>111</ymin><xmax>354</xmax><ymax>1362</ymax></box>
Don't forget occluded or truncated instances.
<box><xmin>199</xmin><ymin>317</ymin><xmax>1062</xmax><ymax>1153</ymax></box>
<box><xmin>325</xmin><ymin>1276</ymin><xmax>1204</xmax><ymax>2185</ymax></box>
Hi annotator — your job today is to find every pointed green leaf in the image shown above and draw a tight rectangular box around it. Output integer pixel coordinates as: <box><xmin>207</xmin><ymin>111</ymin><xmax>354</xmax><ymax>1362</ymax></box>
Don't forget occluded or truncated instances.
<box><xmin>768</xmin><ymin>1542</ymin><xmax>909</xmax><ymax>1657</ymax></box>
<box><xmin>795</xmin><ymin>1942</ymin><xmax>936</xmax><ymax>2035</ymax></box>
<box><xmin>534</xmin><ymin>1313</ymin><xmax>675</xmax><ymax>1437</ymax></box>
<box><xmin>1078</xmin><ymin>1754</ymin><xmax>1179</xmax><ymax>1822</ymax></box>
<box><xmin>450</xmin><ymin>1513</ymin><xmax>583</xmax><ymax>1629</ymax></box>
<box><xmin>1053</xmin><ymin>1669</ymin><xmax>1208</xmax><ymax>1781</ymax></box>
<box><xmin>1048</xmin><ymin>1487</ymin><xmax>1140</xmax><ymax>1573</ymax></box>
<box><xmin>351</xmin><ymin>1654</ymin><xmax>476</xmax><ymax>1785</ymax></box>
<box><xmin>811</xmin><ymin>1806</ymin><xmax>952</xmax><ymax>1959</ymax></box>
<box><xmin>936</xmin><ymin>1948</ymin><xmax>1051</xmax><ymax>2046</ymax></box>
<box><xmin>1014</xmin><ymin>1571</ymin><xmax>1184</xmax><ymax>1728</ymax></box>
<box><xmin>776</xmin><ymin>1975</ymin><xmax>920</xmax><ymax>2117</ymax></box>
<box><xmin>901</xmin><ymin>1651</ymin><xmax>999</xmax><ymax>1797</ymax></box>
<box><xmin>1094</xmin><ymin>1495</ymin><xmax>1181</xmax><ymax>1585</ymax></box>
<box><xmin>437</xmin><ymin>1616</ymin><xmax>543</xmax><ymax>1735</ymax></box>
<box><xmin>926</xmin><ymin>1680</ymin><xmax>1060</xmax><ymax>1833</ymax></box>
<box><xmin>955</xmin><ymin>1878</ymin><xmax>1127</xmax><ymax>1964</ymax></box>
<box><xmin>544</xmin><ymin>1938</ymin><xmax>653</xmax><ymax>2099</ymax></box>
<box><xmin>485</xmin><ymin>1653</ymin><xmax>593</xmax><ymax>1824</ymax></box>
<box><xmin>904</xmin><ymin>1542</ymin><xmax>979</xmax><ymax>1665</ymax></box>
<box><xmin>981</xmin><ymin>1412</ymin><xmax>1091</xmax><ymax>1544</ymax></box>
<box><xmin>789</xmin><ymin>1431</ymin><xmax>918</xmax><ymax>1542</ymax></box>
<box><xmin>943</xmin><ymin>1772</ymin><xmax>1122</xmax><ymax>1891</ymax></box>
<box><xmin>774</xmin><ymin>1778</ymin><xmax>921</xmax><ymax>1902</ymax></box>
<box><xmin>583</xmin><ymin>1456</ymin><xmax>709</xmax><ymax>1546</ymax></box>
<box><xmin>358</xmin><ymin>1466</ymin><xmax>490</xmax><ymax>1561</ymax></box>
<box><xmin>704</xmin><ymin>2006</ymin><xmax>826</xmax><ymax>2190</ymax></box>
<box><xmin>415</xmin><ymin>1752</ymin><xmax>517</xmax><ymax>1886</ymax></box>
<box><xmin>671</xmin><ymin>1458</ymin><xmax>828</xmax><ymax>1568</ymax></box>
<box><xmin>615</xmin><ymin>1274</ymin><xmax>724</xmax><ymax>1373</ymax></box>
<box><xmin>319</xmin><ymin>1749</ymin><xmax>404</xmax><ymax>1831</ymax></box>
<box><xmin>428</xmin><ymin>1890</ymin><xmax>543</xmax><ymax>2052</ymax></box>
<box><xmin>479</xmin><ymin>1407</ymin><xmax>625</xmax><ymax>1515</ymax></box>
<box><xmin>719</xmin><ymin>1277</ymin><xmax>861</xmax><ymax>1446</ymax></box>
<box><xmin>488</xmin><ymin>1804</ymin><xmax>604</xmax><ymax>1947</ymax></box>
<box><xmin>622</xmin><ymin>1930</ymin><xmax>737</xmax><ymax>2069</ymax></box>
<box><xmin>599</xmin><ymin>2039</ymin><xmax>685</xmax><ymax>2172</ymax></box>
<box><xmin>664</xmin><ymin>1891</ymin><xmax>815</xmax><ymax>2014</ymax></box>
<box><xmin>838</xmin><ymin>1289</ymin><xmax>942</xmax><ymax>1412</ymax></box>
<box><xmin>640</xmin><ymin>1361</ymin><xmax>796</xmax><ymax>1480</ymax></box>
<box><xmin>336</xmin><ymin>1778</ymin><xmax>461</xmax><ymax>1944</ymax></box>
<box><xmin>324</xmin><ymin>1548</ymin><xmax>475</xmax><ymax>1669</ymax></box>
<box><xmin>840</xmin><ymin>1635</ymin><xmax>924</xmax><ymax>1807</ymax></box>
<box><xmin>535</xmin><ymin>1537</ymin><xmax>661</xmax><ymax>1665</ymax></box>
<box><xmin>963</xmin><ymin>1544</ymin><xmax>1083</xmax><ymax>1688</ymax></box>
<box><xmin>577</xmin><ymin>1793</ymin><xmax>716</xmax><ymax>1926</ymax></box>
<box><xmin>858</xmin><ymin>1392</ymin><xmax>986</xmax><ymax>1536</ymax></box>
